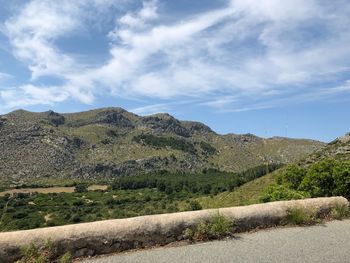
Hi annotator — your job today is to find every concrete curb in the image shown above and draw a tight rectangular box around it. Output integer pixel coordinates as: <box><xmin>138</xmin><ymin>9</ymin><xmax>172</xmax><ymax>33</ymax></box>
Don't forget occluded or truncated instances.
<box><xmin>0</xmin><ymin>197</ymin><xmax>348</xmax><ymax>262</ymax></box>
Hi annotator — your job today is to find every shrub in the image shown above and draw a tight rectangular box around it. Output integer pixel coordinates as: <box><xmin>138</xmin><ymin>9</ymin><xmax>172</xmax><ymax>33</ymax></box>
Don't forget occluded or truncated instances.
<box><xmin>133</xmin><ymin>134</ymin><xmax>196</xmax><ymax>154</ymax></box>
<box><xmin>332</xmin><ymin>161</ymin><xmax>350</xmax><ymax>199</ymax></box>
<box><xmin>282</xmin><ymin>208</ymin><xmax>317</xmax><ymax>226</ymax></box>
<box><xmin>74</xmin><ymin>184</ymin><xmax>88</xmax><ymax>193</ymax></box>
<box><xmin>299</xmin><ymin>159</ymin><xmax>337</xmax><ymax>197</ymax></box>
<box><xmin>209</xmin><ymin>213</ymin><xmax>232</xmax><ymax>239</ymax></box>
<box><xmin>189</xmin><ymin>200</ymin><xmax>202</xmax><ymax>211</ymax></box>
<box><xmin>276</xmin><ymin>165</ymin><xmax>306</xmax><ymax>190</ymax></box>
<box><xmin>330</xmin><ymin>204</ymin><xmax>350</xmax><ymax>220</ymax></box>
<box><xmin>19</xmin><ymin>239</ymin><xmax>54</xmax><ymax>263</ymax></box>
<box><xmin>271</xmin><ymin>159</ymin><xmax>350</xmax><ymax>200</ymax></box>
<box><xmin>184</xmin><ymin>213</ymin><xmax>232</xmax><ymax>242</ymax></box>
<box><xmin>260</xmin><ymin>185</ymin><xmax>308</xmax><ymax>203</ymax></box>
<box><xmin>71</xmin><ymin>214</ymin><xmax>81</xmax><ymax>223</ymax></box>
<box><xmin>21</xmin><ymin>243</ymin><xmax>39</xmax><ymax>261</ymax></box>
<box><xmin>200</xmin><ymin>142</ymin><xmax>216</xmax><ymax>155</ymax></box>
<box><xmin>72</xmin><ymin>200</ymin><xmax>84</xmax><ymax>206</ymax></box>
<box><xmin>59</xmin><ymin>252</ymin><xmax>72</xmax><ymax>263</ymax></box>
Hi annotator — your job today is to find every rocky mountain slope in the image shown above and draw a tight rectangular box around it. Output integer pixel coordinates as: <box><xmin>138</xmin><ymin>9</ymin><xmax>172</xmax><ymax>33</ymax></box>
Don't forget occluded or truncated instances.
<box><xmin>0</xmin><ymin>108</ymin><xmax>324</xmax><ymax>183</ymax></box>
<box><xmin>301</xmin><ymin>132</ymin><xmax>350</xmax><ymax>165</ymax></box>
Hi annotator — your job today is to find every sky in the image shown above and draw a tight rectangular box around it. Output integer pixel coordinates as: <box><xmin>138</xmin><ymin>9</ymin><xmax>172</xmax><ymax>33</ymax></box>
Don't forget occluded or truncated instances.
<box><xmin>0</xmin><ymin>0</ymin><xmax>349</xmax><ymax>142</ymax></box>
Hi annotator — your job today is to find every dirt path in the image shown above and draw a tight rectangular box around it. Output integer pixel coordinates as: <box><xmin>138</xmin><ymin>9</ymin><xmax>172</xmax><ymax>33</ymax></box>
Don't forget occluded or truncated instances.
<box><xmin>0</xmin><ymin>185</ymin><xmax>108</xmax><ymax>196</ymax></box>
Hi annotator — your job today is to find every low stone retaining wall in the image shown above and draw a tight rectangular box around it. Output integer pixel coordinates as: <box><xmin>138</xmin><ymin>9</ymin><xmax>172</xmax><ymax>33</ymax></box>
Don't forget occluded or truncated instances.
<box><xmin>0</xmin><ymin>197</ymin><xmax>348</xmax><ymax>262</ymax></box>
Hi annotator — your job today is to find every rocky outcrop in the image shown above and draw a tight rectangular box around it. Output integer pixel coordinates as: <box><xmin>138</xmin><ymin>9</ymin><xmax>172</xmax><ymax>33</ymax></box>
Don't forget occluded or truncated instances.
<box><xmin>46</xmin><ymin>111</ymin><xmax>65</xmax><ymax>126</ymax></box>
<box><xmin>224</xmin><ymin>133</ymin><xmax>263</xmax><ymax>144</ymax></box>
<box><xmin>181</xmin><ymin>121</ymin><xmax>214</xmax><ymax>135</ymax></box>
<box><xmin>0</xmin><ymin>197</ymin><xmax>347</xmax><ymax>262</ymax></box>
<box><xmin>72</xmin><ymin>155</ymin><xmax>201</xmax><ymax>179</ymax></box>
<box><xmin>95</xmin><ymin>110</ymin><xmax>134</xmax><ymax>128</ymax></box>
<box><xmin>141</xmin><ymin>114</ymin><xmax>191</xmax><ymax>137</ymax></box>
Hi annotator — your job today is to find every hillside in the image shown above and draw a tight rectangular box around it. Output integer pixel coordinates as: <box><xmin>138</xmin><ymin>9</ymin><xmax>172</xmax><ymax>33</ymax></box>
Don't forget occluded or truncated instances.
<box><xmin>0</xmin><ymin>107</ymin><xmax>324</xmax><ymax>184</ymax></box>
<box><xmin>301</xmin><ymin>133</ymin><xmax>350</xmax><ymax>165</ymax></box>
<box><xmin>200</xmin><ymin>133</ymin><xmax>350</xmax><ymax>208</ymax></box>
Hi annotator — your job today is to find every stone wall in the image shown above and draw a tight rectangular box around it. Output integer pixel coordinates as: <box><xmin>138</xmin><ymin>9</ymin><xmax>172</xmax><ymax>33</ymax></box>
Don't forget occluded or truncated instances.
<box><xmin>0</xmin><ymin>197</ymin><xmax>348</xmax><ymax>262</ymax></box>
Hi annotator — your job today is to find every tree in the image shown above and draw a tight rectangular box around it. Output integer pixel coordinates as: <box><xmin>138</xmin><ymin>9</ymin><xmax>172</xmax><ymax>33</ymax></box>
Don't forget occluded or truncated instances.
<box><xmin>165</xmin><ymin>185</ymin><xmax>174</xmax><ymax>195</ymax></box>
<box><xmin>332</xmin><ymin>161</ymin><xmax>350</xmax><ymax>198</ymax></box>
<box><xmin>299</xmin><ymin>159</ymin><xmax>336</xmax><ymax>197</ymax></box>
<box><xmin>189</xmin><ymin>200</ymin><xmax>202</xmax><ymax>211</ymax></box>
<box><xmin>74</xmin><ymin>184</ymin><xmax>88</xmax><ymax>193</ymax></box>
<box><xmin>276</xmin><ymin>164</ymin><xmax>306</xmax><ymax>190</ymax></box>
<box><xmin>202</xmin><ymin>184</ymin><xmax>212</xmax><ymax>194</ymax></box>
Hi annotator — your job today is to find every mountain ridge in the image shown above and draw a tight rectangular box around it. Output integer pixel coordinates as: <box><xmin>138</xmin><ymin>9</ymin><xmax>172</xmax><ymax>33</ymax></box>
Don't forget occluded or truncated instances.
<box><xmin>0</xmin><ymin>107</ymin><xmax>324</xmax><ymax>184</ymax></box>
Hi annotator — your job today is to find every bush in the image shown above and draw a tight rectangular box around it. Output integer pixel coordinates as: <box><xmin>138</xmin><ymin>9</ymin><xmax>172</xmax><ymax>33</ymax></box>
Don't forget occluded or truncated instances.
<box><xmin>276</xmin><ymin>165</ymin><xmax>306</xmax><ymax>190</ymax></box>
<box><xmin>330</xmin><ymin>204</ymin><xmax>350</xmax><ymax>220</ymax></box>
<box><xmin>21</xmin><ymin>243</ymin><xmax>39</xmax><ymax>261</ymax></box>
<box><xmin>332</xmin><ymin>161</ymin><xmax>350</xmax><ymax>199</ymax></box>
<box><xmin>200</xmin><ymin>142</ymin><xmax>216</xmax><ymax>155</ymax></box>
<box><xmin>19</xmin><ymin>240</ymin><xmax>54</xmax><ymax>263</ymax></box>
<box><xmin>209</xmin><ymin>213</ymin><xmax>232</xmax><ymax>239</ymax></box>
<box><xmin>133</xmin><ymin>134</ymin><xmax>196</xmax><ymax>154</ymax></box>
<box><xmin>74</xmin><ymin>184</ymin><xmax>88</xmax><ymax>193</ymax></box>
<box><xmin>299</xmin><ymin>159</ymin><xmax>336</xmax><ymax>197</ymax></box>
<box><xmin>260</xmin><ymin>185</ymin><xmax>308</xmax><ymax>203</ymax></box>
<box><xmin>282</xmin><ymin>208</ymin><xmax>317</xmax><ymax>226</ymax></box>
<box><xmin>184</xmin><ymin>213</ymin><xmax>232</xmax><ymax>241</ymax></box>
<box><xmin>267</xmin><ymin>159</ymin><xmax>350</xmax><ymax>201</ymax></box>
<box><xmin>59</xmin><ymin>252</ymin><xmax>72</xmax><ymax>263</ymax></box>
<box><xmin>189</xmin><ymin>200</ymin><xmax>202</xmax><ymax>211</ymax></box>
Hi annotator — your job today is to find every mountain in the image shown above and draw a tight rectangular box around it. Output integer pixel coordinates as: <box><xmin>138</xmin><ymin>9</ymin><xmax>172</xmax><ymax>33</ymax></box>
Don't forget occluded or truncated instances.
<box><xmin>301</xmin><ymin>132</ymin><xmax>350</xmax><ymax>165</ymax></box>
<box><xmin>0</xmin><ymin>107</ymin><xmax>324</xmax><ymax>184</ymax></box>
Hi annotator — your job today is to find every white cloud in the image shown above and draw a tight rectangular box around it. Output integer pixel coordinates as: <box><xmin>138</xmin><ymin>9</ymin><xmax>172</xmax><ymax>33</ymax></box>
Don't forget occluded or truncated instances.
<box><xmin>116</xmin><ymin>0</ymin><xmax>158</xmax><ymax>30</ymax></box>
<box><xmin>1</xmin><ymin>0</ymin><xmax>350</xmax><ymax>112</ymax></box>
<box><xmin>0</xmin><ymin>85</ymin><xmax>70</xmax><ymax>108</ymax></box>
<box><xmin>200</xmin><ymin>96</ymin><xmax>238</xmax><ymax>110</ymax></box>
<box><xmin>3</xmin><ymin>1</ymin><xmax>81</xmax><ymax>79</ymax></box>
<box><xmin>131</xmin><ymin>103</ymin><xmax>170</xmax><ymax>115</ymax></box>
<box><xmin>0</xmin><ymin>72</ymin><xmax>12</xmax><ymax>82</ymax></box>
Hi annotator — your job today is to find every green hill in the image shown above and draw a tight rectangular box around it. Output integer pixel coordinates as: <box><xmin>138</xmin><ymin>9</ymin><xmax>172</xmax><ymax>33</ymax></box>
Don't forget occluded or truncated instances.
<box><xmin>199</xmin><ymin>132</ymin><xmax>350</xmax><ymax>208</ymax></box>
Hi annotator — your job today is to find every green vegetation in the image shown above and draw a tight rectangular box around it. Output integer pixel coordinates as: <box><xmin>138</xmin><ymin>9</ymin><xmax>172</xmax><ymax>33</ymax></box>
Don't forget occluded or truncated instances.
<box><xmin>74</xmin><ymin>184</ymin><xmax>88</xmax><ymax>193</ymax></box>
<box><xmin>330</xmin><ymin>204</ymin><xmax>350</xmax><ymax>220</ymax></box>
<box><xmin>110</xmin><ymin>164</ymin><xmax>281</xmax><ymax>196</ymax></box>
<box><xmin>282</xmin><ymin>205</ymin><xmax>350</xmax><ymax>226</ymax></box>
<box><xmin>16</xmin><ymin>239</ymin><xmax>72</xmax><ymax>263</ymax></box>
<box><xmin>133</xmin><ymin>134</ymin><xmax>196</xmax><ymax>154</ymax></box>
<box><xmin>191</xmin><ymin>166</ymin><xmax>281</xmax><ymax>209</ymax></box>
<box><xmin>184</xmin><ymin>213</ymin><xmax>232</xmax><ymax>242</ymax></box>
<box><xmin>260</xmin><ymin>159</ymin><xmax>350</xmax><ymax>203</ymax></box>
<box><xmin>0</xmin><ymin>164</ymin><xmax>280</xmax><ymax>232</ymax></box>
<box><xmin>16</xmin><ymin>239</ymin><xmax>67</xmax><ymax>263</ymax></box>
<box><xmin>260</xmin><ymin>185</ymin><xmax>309</xmax><ymax>203</ymax></box>
<box><xmin>282</xmin><ymin>208</ymin><xmax>318</xmax><ymax>226</ymax></box>
<box><xmin>199</xmin><ymin>141</ymin><xmax>216</xmax><ymax>155</ymax></box>
<box><xmin>59</xmin><ymin>252</ymin><xmax>72</xmax><ymax>263</ymax></box>
<box><xmin>189</xmin><ymin>200</ymin><xmax>202</xmax><ymax>211</ymax></box>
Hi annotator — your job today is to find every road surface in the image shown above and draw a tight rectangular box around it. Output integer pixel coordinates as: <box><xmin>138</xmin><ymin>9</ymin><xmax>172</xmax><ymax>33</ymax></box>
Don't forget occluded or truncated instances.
<box><xmin>82</xmin><ymin>219</ymin><xmax>350</xmax><ymax>263</ymax></box>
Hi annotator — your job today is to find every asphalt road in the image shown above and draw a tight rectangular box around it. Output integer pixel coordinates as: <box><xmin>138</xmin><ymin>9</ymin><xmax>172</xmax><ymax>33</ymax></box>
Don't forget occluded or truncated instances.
<box><xmin>83</xmin><ymin>220</ymin><xmax>350</xmax><ymax>263</ymax></box>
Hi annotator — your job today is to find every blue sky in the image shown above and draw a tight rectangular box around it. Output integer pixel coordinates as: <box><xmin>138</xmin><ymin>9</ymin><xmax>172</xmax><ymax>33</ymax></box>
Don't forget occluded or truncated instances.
<box><xmin>0</xmin><ymin>0</ymin><xmax>350</xmax><ymax>142</ymax></box>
